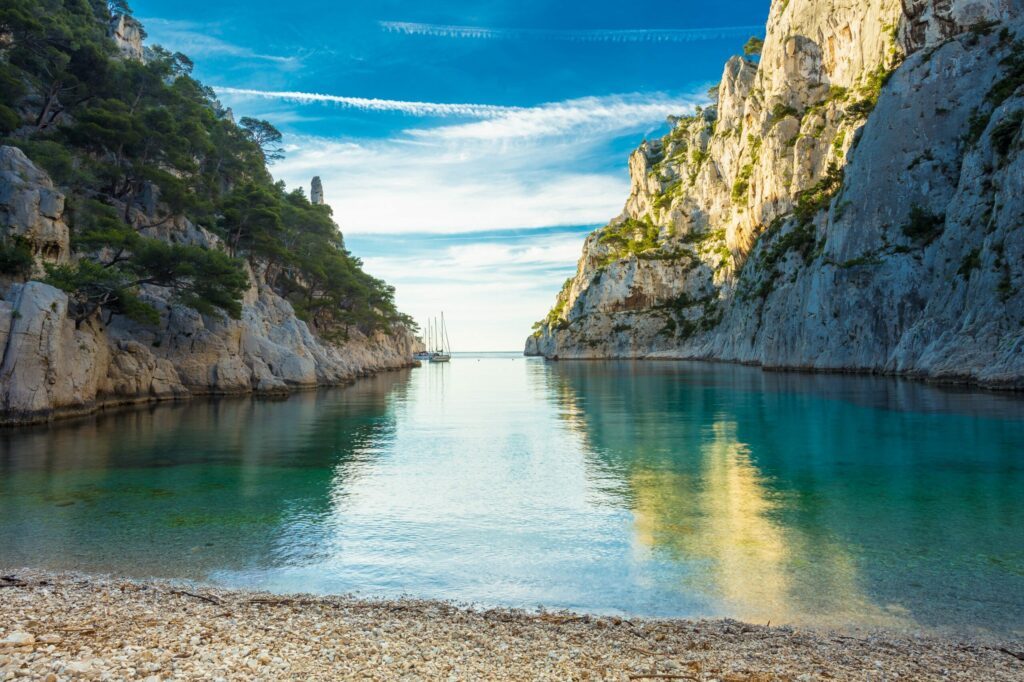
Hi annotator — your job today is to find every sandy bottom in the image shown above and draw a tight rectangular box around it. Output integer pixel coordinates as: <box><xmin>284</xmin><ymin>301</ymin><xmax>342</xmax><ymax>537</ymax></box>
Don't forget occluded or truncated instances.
<box><xmin>1</xmin><ymin>569</ymin><xmax>1022</xmax><ymax>681</ymax></box>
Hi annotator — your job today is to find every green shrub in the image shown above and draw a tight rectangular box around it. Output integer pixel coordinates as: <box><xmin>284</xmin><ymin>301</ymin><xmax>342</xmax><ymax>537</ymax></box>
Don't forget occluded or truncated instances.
<box><xmin>793</xmin><ymin>163</ymin><xmax>844</xmax><ymax>226</ymax></box>
<box><xmin>990</xmin><ymin>110</ymin><xmax>1023</xmax><ymax>156</ymax></box>
<box><xmin>957</xmin><ymin>248</ymin><xmax>982</xmax><ymax>278</ymax></box>
<box><xmin>0</xmin><ymin>238</ymin><xmax>33</xmax><ymax>277</ymax></box>
<box><xmin>901</xmin><ymin>204</ymin><xmax>945</xmax><ymax>244</ymax></box>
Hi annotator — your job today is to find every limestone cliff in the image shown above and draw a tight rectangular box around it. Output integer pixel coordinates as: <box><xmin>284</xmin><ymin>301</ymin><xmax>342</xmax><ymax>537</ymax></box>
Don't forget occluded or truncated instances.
<box><xmin>527</xmin><ymin>0</ymin><xmax>1024</xmax><ymax>389</ymax></box>
<box><xmin>0</xmin><ymin>148</ymin><xmax>419</xmax><ymax>425</ymax></box>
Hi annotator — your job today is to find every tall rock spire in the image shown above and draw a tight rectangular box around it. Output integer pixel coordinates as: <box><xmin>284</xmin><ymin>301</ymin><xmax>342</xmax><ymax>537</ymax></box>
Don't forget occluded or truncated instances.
<box><xmin>311</xmin><ymin>176</ymin><xmax>325</xmax><ymax>205</ymax></box>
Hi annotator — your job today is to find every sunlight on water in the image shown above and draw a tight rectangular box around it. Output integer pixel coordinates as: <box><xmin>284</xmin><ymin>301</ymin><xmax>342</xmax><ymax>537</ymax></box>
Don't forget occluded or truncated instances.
<box><xmin>1</xmin><ymin>354</ymin><xmax>1022</xmax><ymax>636</ymax></box>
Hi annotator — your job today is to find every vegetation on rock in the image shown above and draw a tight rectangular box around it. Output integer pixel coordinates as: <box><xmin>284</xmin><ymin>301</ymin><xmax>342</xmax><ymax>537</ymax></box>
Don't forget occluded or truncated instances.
<box><xmin>0</xmin><ymin>0</ymin><xmax>410</xmax><ymax>336</ymax></box>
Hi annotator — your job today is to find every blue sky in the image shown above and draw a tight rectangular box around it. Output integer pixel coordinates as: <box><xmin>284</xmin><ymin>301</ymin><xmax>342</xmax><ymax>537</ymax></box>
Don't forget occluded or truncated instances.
<box><xmin>136</xmin><ymin>0</ymin><xmax>770</xmax><ymax>350</ymax></box>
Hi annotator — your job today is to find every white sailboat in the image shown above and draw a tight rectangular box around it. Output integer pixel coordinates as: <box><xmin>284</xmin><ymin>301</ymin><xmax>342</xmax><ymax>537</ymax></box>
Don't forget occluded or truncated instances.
<box><xmin>430</xmin><ymin>312</ymin><xmax>452</xmax><ymax>363</ymax></box>
<box><xmin>413</xmin><ymin>318</ymin><xmax>433</xmax><ymax>361</ymax></box>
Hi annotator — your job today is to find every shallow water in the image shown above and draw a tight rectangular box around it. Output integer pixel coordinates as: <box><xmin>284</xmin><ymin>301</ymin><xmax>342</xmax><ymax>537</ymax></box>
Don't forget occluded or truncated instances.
<box><xmin>1</xmin><ymin>354</ymin><xmax>1022</xmax><ymax>636</ymax></box>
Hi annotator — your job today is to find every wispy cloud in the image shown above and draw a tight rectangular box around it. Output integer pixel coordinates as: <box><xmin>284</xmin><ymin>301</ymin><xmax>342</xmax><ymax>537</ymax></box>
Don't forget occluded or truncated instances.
<box><xmin>214</xmin><ymin>88</ymin><xmax>702</xmax><ymax>140</ymax></box>
<box><xmin>379</xmin><ymin>21</ymin><xmax>764</xmax><ymax>43</ymax></box>
<box><xmin>212</xmin><ymin>86</ymin><xmax>705</xmax><ymax>234</ymax></box>
<box><xmin>410</xmin><ymin>94</ymin><xmax>703</xmax><ymax>140</ymax></box>
<box><xmin>214</xmin><ymin>87</ymin><xmax>520</xmax><ymax>118</ymax></box>
<box><xmin>270</xmin><ymin>133</ymin><xmax>630</xmax><ymax>233</ymax></box>
<box><xmin>140</xmin><ymin>18</ymin><xmax>298</xmax><ymax>65</ymax></box>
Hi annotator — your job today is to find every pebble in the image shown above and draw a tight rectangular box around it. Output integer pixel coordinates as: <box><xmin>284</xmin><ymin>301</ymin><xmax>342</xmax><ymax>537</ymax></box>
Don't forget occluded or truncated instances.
<box><xmin>0</xmin><ymin>568</ymin><xmax>1019</xmax><ymax>681</ymax></box>
<box><xmin>0</xmin><ymin>634</ymin><xmax>33</xmax><ymax>647</ymax></box>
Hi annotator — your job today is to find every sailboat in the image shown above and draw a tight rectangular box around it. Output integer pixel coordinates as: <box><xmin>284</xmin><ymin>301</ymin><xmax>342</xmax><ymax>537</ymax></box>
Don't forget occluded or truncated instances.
<box><xmin>413</xmin><ymin>318</ymin><xmax>433</xmax><ymax>361</ymax></box>
<box><xmin>429</xmin><ymin>312</ymin><xmax>452</xmax><ymax>363</ymax></box>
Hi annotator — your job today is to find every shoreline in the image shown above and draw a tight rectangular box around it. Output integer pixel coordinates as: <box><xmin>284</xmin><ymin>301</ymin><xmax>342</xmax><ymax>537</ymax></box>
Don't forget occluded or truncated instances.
<box><xmin>1</xmin><ymin>570</ymin><xmax>1021</xmax><ymax>680</ymax></box>
<box><xmin>523</xmin><ymin>351</ymin><xmax>1024</xmax><ymax>393</ymax></box>
<box><xmin>0</xmin><ymin>361</ymin><xmax>419</xmax><ymax>429</ymax></box>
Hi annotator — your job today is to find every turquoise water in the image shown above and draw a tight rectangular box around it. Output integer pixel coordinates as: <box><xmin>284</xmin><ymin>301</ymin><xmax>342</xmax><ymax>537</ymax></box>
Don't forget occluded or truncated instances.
<box><xmin>1</xmin><ymin>354</ymin><xmax>1022</xmax><ymax>636</ymax></box>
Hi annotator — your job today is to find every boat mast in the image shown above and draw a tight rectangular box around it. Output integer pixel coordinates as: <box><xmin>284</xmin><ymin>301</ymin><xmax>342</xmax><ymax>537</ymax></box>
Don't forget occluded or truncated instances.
<box><xmin>441</xmin><ymin>312</ymin><xmax>452</xmax><ymax>354</ymax></box>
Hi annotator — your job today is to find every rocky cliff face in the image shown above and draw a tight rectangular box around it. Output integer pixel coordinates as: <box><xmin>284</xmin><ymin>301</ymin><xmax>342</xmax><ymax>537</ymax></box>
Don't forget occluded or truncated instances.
<box><xmin>527</xmin><ymin>0</ymin><xmax>1024</xmax><ymax>389</ymax></box>
<box><xmin>0</xmin><ymin>149</ymin><xmax>420</xmax><ymax>425</ymax></box>
<box><xmin>108</xmin><ymin>14</ymin><xmax>145</xmax><ymax>61</ymax></box>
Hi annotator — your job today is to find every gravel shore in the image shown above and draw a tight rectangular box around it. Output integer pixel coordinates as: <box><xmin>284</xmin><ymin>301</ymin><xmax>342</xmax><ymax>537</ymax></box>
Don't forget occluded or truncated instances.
<box><xmin>0</xmin><ymin>570</ymin><xmax>1021</xmax><ymax>681</ymax></box>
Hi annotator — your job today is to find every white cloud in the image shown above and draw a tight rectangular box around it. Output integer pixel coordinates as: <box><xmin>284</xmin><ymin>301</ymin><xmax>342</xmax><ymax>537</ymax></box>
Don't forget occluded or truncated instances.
<box><xmin>214</xmin><ymin>87</ymin><xmax>520</xmax><ymax>118</ymax></box>
<box><xmin>271</xmin><ymin>136</ymin><xmax>627</xmax><ymax>233</ymax></box>
<box><xmin>379</xmin><ymin>21</ymin><xmax>764</xmax><ymax>44</ymax></box>
<box><xmin>359</xmin><ymin>231</ymin><xmax>587</xmax><ymax>351</ymax></box>
<box><xmin>411</xmin><ymin>94</ymin><xmax>702</xmax><ymax>141</ymax></box>
<box><xmin>214</xmin><ymin>89</ymin><xmax>706</xmax><ymax>234</ymax></box>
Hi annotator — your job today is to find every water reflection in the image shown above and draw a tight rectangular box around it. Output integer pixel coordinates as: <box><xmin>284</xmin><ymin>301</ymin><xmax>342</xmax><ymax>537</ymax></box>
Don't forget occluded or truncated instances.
<box><xmin>0</xmin><ymin>356</ymin><xmax>1021</xmax><ymax>636</ymax></box>
<box><xmin>0</xmin><ymin>371</ymin><xmax>410</xmax><ymax>579</ymax></box>
<box><xmin>541</xmin><ymin>360</ymin><xmax>1024</xmax><ymax>634</ymax></box>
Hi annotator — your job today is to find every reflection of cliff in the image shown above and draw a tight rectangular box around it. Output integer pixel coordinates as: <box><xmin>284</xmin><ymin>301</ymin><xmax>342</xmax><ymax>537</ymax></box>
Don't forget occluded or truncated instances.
<box><xmin>540</xmin><ymin>361</ymin><xmax>907</xmax><ymax>628</ymax></box>
<box><xmin>630</xmin><ymin>420</ymin><xmax>903</xmax><ymax>628</ymax></box>
<box><xmin>0</xmin><ymin>373</ymin><xmax>409</xmax><ymax>576</ymax></box>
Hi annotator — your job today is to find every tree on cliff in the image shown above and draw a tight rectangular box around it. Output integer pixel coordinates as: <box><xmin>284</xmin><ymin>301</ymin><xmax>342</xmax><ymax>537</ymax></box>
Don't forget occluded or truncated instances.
<box><xmin>0</xmin><ymin>0</ymin><xmax>410</xmax><ymax>337</ymax></box>
<box><xmin>45</xmin><ymin>199</ymin><xmax>248</xmax><ymax>325</ymax></box>
<box><xmin>240</xmin><ymin>117</ymin><xmax>285</xmax><ymax>163</ymax></box>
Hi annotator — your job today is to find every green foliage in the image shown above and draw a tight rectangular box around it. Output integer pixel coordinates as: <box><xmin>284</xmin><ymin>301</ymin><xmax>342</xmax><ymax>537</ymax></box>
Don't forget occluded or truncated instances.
<box><xmin>768</xmin><ymin>102</ymin><xmax>799</xmax><ymax>126</ymax></box>
<box><xmin>732</xmin><ymin>165</ymin><xmax>753</xmax><ymax>203</ymax></box>
<box><xmin>45</xmin><ymin>259</ymin><xmax>159</xmax><ymax>325</ymax></box>
<box><xmin>597</xmin><ymin>216</ymin><xmax>660</xmax><ymax>265</ymax></box>
<box><xmin>652</xmin><ymin>179</ymin><xmax>682</xmax><ymax>211</ymax></box>
<box><xmin>743</xmin><ymin>36</ymin><xmax>764</xmax><ymax>57</ymax></box>
<box><xmin>536</xmin><ymin>278</ymin><xmax>573</xmax><ymax>333</ymax></box>
<box><xmin>957</xmin><ymin>248</ymin><xmax>982</xmax><ymax>278</ymax></box>
<box><xmin>731</xmin><ymin>136</ymin><xmax>762</xmax><ymax>205</ymax></box>
<box><xmin>4</xmin><ymin>139</ymin><xmax>81</xmax><ymax>186</ymax></box>
<box><xmin>990</xmin><ymin>110</ymin><xmax>1023</xmax><ymax>157</ymax></box>
<box><xmin>654</xmin><ymin>292</ymin><xmax>722</xmax><ymax>339</ymax></box>
<box><xmin>846</xmin><ymin>65</ymin><xmax>894</xmax><ymax>118</ymax></box>
<box><xmin>740</xmin><ymin>164</ymin><xmax>842</xmax><ymax>302</ymax></box>
<box><xmin>2</xmin><ymin>0</ymin><xmax>408</xmax><ymax>337</ymax></box>
<box><xmin>793</xmin><ymin>162</ymin><xmax>844</xmax><ymax>226</ymax></box>
<box><xmin>965</xmin><ymin>108</ymin><xmax>991</xmax><ymax>145</ymax></box>
<box><xmin>989</xmin><ymin>42</ymin><xmax>1024</xmax><ymax>110</ymax></box>
<box><xmin>0</xmin><ymin>238</ymin><xmax>33</xmax><ymax>276</ymax></box>
<box><xmin>832</xmin><ymin>130</ymin><xmax>847</xmax><ymax>158</ymax></box>
<box><xmin>901</xmin><ymin>204</ymin><xmax>945</xmax><ymax>244</ymax></box>
<box><xmin>963</xmin><ymin>40</ymin><xmax>1024</xmax><ymax>147</ymax></box>
<box><xmin>239</xmin><ymin>117</ymin><xmax>284</xmax><ymax>163</ymax></box>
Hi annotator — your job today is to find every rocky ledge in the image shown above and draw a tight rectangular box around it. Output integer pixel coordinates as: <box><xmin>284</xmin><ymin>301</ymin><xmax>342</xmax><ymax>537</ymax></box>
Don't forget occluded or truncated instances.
<box><xmin>0</xmin><ymin>570</ymin><xmax>1021</xmax><ymax>681</ymax></box>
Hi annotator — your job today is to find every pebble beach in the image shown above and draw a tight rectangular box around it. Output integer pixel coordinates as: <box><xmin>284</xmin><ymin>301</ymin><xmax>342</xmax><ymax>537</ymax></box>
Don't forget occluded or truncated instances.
<box><xmin>1</xmin><ymin>570</ymin><xmax>1021</xmax><ymax>681</ymax></box>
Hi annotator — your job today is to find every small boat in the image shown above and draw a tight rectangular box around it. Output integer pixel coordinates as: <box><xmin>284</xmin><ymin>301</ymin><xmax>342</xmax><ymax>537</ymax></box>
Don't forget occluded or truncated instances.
<box><xmin>414</xmin><ymin>319</ymin><xmax>435</xmax><ymax>361</ymax></box>
<box><xmin>429</xmin><ymin>312</ymin><xmax>452</xmax><ymax>362</ymax></box>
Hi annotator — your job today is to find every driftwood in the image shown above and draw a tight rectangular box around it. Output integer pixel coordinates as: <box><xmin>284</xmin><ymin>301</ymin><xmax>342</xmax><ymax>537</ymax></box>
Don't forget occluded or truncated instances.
<box><xmin>170</xmin><ymin>589</ymin><xmax>223</xmax><ymax>606</ymax></box>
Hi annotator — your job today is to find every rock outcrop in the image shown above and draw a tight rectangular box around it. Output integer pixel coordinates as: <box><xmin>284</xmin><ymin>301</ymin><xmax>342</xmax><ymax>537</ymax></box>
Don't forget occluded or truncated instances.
<box><xmin>311</xmin><ymin>176</ymin><xmax>325</xmax><ymax>205</ymax></box>
<box><xmin>0</xmin><ymin>153</ymin><xmax>420</xmax><ymax>425</ymax></box>
<box><xmin>0</xmin><ymin>146</ymin><xmax>69</xmax><ymax>274</ymax></box>
<box><xmin>108</xmin><ymin>14</ymin><xmax>145</xmax><ymax>61</ymax></box>
<box><xmin>527</xmin><ymin>0</ymin><xmax>1024</xmax><ymax>389</ymax></box>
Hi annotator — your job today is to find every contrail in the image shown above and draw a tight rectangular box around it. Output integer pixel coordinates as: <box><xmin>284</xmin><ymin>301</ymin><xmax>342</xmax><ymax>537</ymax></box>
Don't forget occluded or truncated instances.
<box><xmin>214</xmin><ymin>87</ymin><xmax>522</xmax><ymax>118</ymax></box>
<box><xmin>379</xmin><ymin>21</ymin><xmax>764</xmax><ymax>43</ymax></box>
